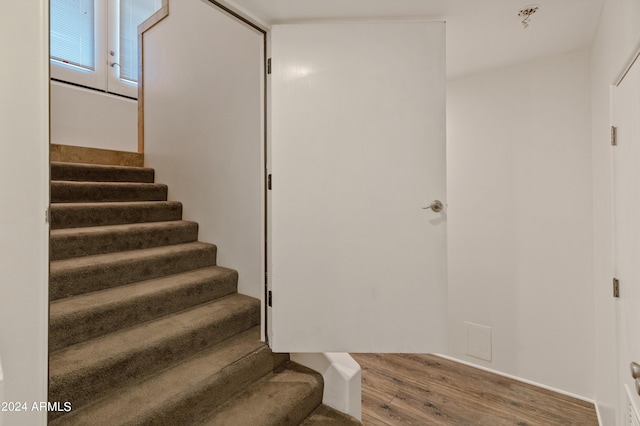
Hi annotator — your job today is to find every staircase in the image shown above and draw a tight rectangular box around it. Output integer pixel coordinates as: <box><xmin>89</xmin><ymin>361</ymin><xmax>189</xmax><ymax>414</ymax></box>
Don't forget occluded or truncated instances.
<box><xmin>48</xmin><ymin>161</ymin><xmax>360</xmax><ymax>425</ymax></box>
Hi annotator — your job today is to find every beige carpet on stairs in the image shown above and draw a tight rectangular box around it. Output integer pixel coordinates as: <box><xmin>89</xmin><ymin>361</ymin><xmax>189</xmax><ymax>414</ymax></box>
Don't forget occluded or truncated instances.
<box><xmin>48</xmin><ymin>161</ymin><xmax>360</xmax><ymax>425</ymax></box>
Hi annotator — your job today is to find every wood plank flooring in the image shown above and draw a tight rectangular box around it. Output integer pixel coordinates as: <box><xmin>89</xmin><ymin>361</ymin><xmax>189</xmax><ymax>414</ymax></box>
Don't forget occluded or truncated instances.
<box><xmin>350</xmin><ymin>353</ymin><xmax>599</xmax><ymax>426</ymax></box>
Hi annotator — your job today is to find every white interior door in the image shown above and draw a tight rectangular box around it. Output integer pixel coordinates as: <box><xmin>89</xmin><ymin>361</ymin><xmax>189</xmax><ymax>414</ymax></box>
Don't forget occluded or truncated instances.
<box><xmin>269</xmin><ymin>21</ymin><xmax>447</xmax><ymax>353</ymax></box>
<box><xmin>613</xmin><ymin>55</ymin><xmax>640</xmax><ymax>419</ymax></box>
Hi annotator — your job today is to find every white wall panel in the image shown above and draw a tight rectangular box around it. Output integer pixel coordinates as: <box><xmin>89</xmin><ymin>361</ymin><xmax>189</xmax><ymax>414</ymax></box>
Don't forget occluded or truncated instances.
<box><xmin>0</xmin><ymin>1</ymin><xmax>49</xmax><ymax>425</ymax></box>
<box><xmin>447</xmin><ymin>51</ymin><xmax>594</xmax><ymax>398</ymax></box>
<box><xmin>50</xmin><ymin>81</ymin><xmax>138</xmax><ymax>152</ymax></box>
<box><xmin>143</xmin><ymin>0</ymin><xmax>264</xmax><ymax>300</ymax></box>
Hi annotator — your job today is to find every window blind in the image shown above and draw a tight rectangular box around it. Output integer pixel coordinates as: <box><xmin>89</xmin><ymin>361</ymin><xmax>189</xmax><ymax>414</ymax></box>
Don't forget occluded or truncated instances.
<box><xmin>119</xmin><ymin>0</ymin><xmax>162</xmax><ymax>83</ymax></box>
<box><xmin>50</xmin><ymin>0</ymin><xmax>95</xmax><ymax>70</ymax></box>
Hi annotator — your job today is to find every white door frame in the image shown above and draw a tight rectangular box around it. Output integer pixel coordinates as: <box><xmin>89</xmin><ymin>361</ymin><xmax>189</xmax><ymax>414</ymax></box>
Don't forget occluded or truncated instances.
<box><xmin>268</xmin><ymin>21</ymin><xmax>447</xmax><ymax>353</ymax></box>
<box><xmin>611</xmin><ymin>42</ymin><xmax>640</xmax><ymax>426</ymax></box>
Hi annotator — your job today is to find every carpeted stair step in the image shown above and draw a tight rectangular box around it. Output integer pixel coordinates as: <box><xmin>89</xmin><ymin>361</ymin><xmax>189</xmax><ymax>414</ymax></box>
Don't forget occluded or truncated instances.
<box><xmin>50</xmin><ymin>242</ymin><xmax>216</xmax><ymax>300</ymax></box>
<box><xmin>201</xmin><ymin>361</ymin><xmax>324</xmax><ymax>426</ymax></box>
<box><xmin>47</xmin><ymin>160</ymin><xmax>360</xmax><ymax>425</ymax></box>
<box><xmin>300</xmin><ymin>405</ymin><xmax>362</xmax><ymax>425</ymax></box>
<box><xmin>49</xmin><ymin>293</ymin><xmax>261</xmax><ymax>419</ymax></box>
<box><xmin>51</xmin><ymin>181</ymin><xmax>168</xmax><ymax>203</ymax></box>
<box><xmin>50</xmin><ymin>220</ymin><xmax>199</xmax><ymax>261</ymax></box>
<box><xmin>50</xmin><ymin>327</ymin><xmax>286</xmax><ymax>426</ymax></box>
<box><xmin>50</xmin><ymin>201</ymin><xmax>183</xmax><ymax>230</ymax></box>
<box><xmin>49</xmin><ymin>266</ymin><xmax>238</xmax><ymax>351</ymax></box>
<box><xmin>51</xmin><ymin>161</ymin><xmax>155</xmax><ymax>183</ymax></box>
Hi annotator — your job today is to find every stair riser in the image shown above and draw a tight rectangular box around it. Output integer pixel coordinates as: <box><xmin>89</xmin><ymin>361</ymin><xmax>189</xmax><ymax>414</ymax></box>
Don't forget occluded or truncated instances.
<box><xmin>140</xmin><ymin>348</ymin><xmax>277</xmax><ymax>426</ymax></box>
<box><xmin>50</xmin><ymin>222</ymin><xmax>199</xmax><ymax>261</ymax></box>
<box><xmin>51</xmin><ymin>182</ymin><xmax>168</xmax><ymax>203</ymax></box>
<box><xmin>50</xmin><ymin>202</ymin><xmax>183</xmax><ymax>229</ymax></box>
<box><xmin>51</xmin><ymin>163</ymin><xmax>155</xmax><ymax>183</ymax></box>
<box><xmin>50</xmin><ymin>246</ymin><xmax>217</xmax><ymax>300</ymax></box>
<box><xmin>49</xmin><ymin>303</ymin><xmax>261</xmax><ymax>419</ymax></box>
<box><xmin>49</xmin><ymin>270</ymin><xmax>238</xmax><ymax>352</ymax></box>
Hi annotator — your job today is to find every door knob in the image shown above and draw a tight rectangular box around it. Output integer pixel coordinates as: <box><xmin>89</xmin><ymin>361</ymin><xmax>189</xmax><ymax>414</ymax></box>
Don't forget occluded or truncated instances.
<box><xmin>422</xmin><ymin>200</ymin><xmax>443</xmax><ymax>213</ymax></box>
<box><xmin>631</xmin><ymin>362</ymin><xmax>640</xmax><ymax>379</ymax></box>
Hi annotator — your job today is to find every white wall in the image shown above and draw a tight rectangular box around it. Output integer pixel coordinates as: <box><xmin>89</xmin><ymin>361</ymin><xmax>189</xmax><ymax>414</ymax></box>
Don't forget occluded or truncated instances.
<box><xmin>50</xmin><ymin>81</ymin><xmax>138</xmax><ymax>152</ymax></box>
<box><xmin>447</xmin><ymin>50</ymin><xmax>595</xmax><ymax>398</ymax></box>
<box><xmin>591</xmin><ymin>0</ymin><xmax>640</xmax><ymax>424</ymax></box>
<box><xmin>0</xmin><ymin>358</ymin><xmax>4</xmax><ymax>426</ymax></box>
<box><xmin>143</xmin><ymin>0</ymin><xmax>264</xmax><ymax>302</ymax></box>
<box><xmin>0</xmin><ymin>1</ymin><xmax>49</xmax><ymax>425</ymax></box>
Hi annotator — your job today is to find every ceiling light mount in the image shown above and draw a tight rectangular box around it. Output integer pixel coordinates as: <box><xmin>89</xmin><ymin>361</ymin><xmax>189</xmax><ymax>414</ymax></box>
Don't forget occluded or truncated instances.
<box><xmin>518</xmin><ymin>5</ymin><xmax>539</xmax><ymax>29</ymax></box>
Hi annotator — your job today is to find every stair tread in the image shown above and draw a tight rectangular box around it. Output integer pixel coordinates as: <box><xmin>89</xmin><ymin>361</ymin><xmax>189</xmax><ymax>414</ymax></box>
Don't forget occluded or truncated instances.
<box><xmin>50</xmin><ymin>201</ymin><xmax>183</xmax><ymax>229</ymax></box>
<box><xmin>51</xmin><ymin>201</ymin><xmax>181</xmax><ymax>209</ymax></box>
<box><xmin>50</xmin><ymin>293</ymin><xmax>257</xmax><ymax>371</ymax></box>
<box><xmin>51</xmin><ymin>162</ymin><xmax>155</xmax><ymax>183</ymax></box>
<box><xmin>50</xmin><ymin>293</ymin><xmax>260</xmax><ymax>388</ymax></box>
<box><xmin>50</xmin><ymin>220</ymin><xmax>197</xmax><ymax>238</ymax></box>
<box><xmin>49</xmin><ymin>266</ymin><xmax>238</xmax><ymax>351</ymax></box>
<box><xmin>49</xmin><ymin>326</ymin><xmax>270</xmax><ymax>426</ymax></box>
<box><xmin>51</xmin><ymin>182</ymin><xmax>167</xmax><ymax>192</ymax></box>
<box><xmin>50</xmin><ymin>241</ymin><xmax>217</xmax><ymax>300</ymax></box>
<box><xmin>50</xmin><ymin>220</ymin><xmax>199</xmax><ymax>260</ymax></box>
<box><xmin>52</xmin><ymin>180</ymin><xmax>165</xmax><ymax>187</ymax></box>
<box><xmin>51</xmin><ymin>161</ymin><xmax>153</xmax><ymax>171</ymax></box>
<box><xmin>51</xmin><ymin>181</ymin><xmax>168</xmax><ymax>203</ymax></box>
<box><xmin>50</xmin><ymin>241</ymin><xmax>215</xmax><ymax>275</ymax></box>
<box><xmin>202</xmin><ymin>362</ymin><xmax>323</xmax><ymax>426</ymax></box>
<box><xmin>50</xmin><ymin>266</ymin><xmax>235</xmax><ymax>321</ymax></box>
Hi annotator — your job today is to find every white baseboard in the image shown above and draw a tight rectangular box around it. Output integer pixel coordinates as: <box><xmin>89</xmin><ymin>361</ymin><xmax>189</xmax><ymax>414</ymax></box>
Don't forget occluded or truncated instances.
<box><xmin>435</xmin><ymin>354</ymin><xmax>600</xmax><ymax>414</ymax></box>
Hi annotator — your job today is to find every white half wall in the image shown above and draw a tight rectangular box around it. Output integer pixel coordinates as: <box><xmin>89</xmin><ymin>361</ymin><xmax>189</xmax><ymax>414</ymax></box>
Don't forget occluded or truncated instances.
<box><xmin>0</xmin><ymin>1</ymin><xmax>49</xmax><ymax>425</ymax></box>
<box><xmin>50</xmin><ymin>81</ymin><xmax>138</xmax><ymax>152</ymax></box>
<box><xmin>590</xmin><ymin>0</ymin><xmax>640</xmax><ymax>424</ymax></box>
<box><xmin>291</xmin><ymin>353</ymin><xmax>362</xmax><ymax>420</ymax></box>
<box><xmin>143</xmin><ymin>0</ymin><xmax>264</xmax><ymax>302</ymax></box>
<box><xmin>446</xmin><ymin>50</ymin><xmax>595</xmax><ymax>398</ymax></box>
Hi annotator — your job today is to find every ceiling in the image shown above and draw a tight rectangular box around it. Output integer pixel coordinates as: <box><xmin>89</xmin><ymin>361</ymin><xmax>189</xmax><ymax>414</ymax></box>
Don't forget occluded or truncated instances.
<box><xmin>225</xmin><ymin>0</ymin><xmax>604</xmax><ymax>79</ymax></box>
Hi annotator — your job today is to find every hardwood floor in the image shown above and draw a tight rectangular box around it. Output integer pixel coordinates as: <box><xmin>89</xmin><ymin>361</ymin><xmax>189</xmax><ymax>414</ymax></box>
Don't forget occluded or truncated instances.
<box><xmin>350</xmin><ymin>353</ymin><xmax>599</xmax><ymax>426</ymax></box>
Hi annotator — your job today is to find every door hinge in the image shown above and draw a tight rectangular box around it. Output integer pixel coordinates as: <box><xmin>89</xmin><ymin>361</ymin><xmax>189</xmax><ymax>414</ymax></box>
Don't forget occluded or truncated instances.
<box><xmin>611</xmin><ymin>126</ymin><xmax>617</xmax><ymax>146</ymax></box>
<box><xmin>613</xmin><ymin>277</ymin><xmax>620</xmax><ymax>298</ymax></box>
<box><xmin>267</xmin><ymin>174</ymin><xmax>272</xmax><ymax>190</ymax></box>
<box><xmin>45</xmin><ymin>207</ymin><xmax>50</xmax><ymax>224</ymax></box>
<box><xmin>268</xmin><ymin>290</ymin><xmax>273</xmax><ymax>307</ymax></box>
<box><xmin>267</xmin><ymin>58</ymin><xmax>271</xmax><ymax>75</ymax></box>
